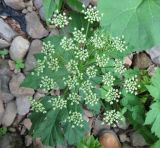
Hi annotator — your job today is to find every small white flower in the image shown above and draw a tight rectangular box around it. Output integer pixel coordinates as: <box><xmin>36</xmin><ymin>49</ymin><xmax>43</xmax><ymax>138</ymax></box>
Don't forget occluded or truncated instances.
<box><xmin>86</xmin><ymin>65</ymin><xmax>97</xmax><ymax>78</ymax></box>
<box><xmin>67</xmin><ymin>93</ymin><xmax>81</xmax><ymax>105</ymax></box>
<box><xmin>60</xmin><ymin>37</ymin><xmax>76</xmax><ymax>51</ymax></box>
<box><xmin>96</xmin><ymin>54</ymin><xmax>109</xmax><ymax>67</ymax></box>
<box><xmin>102</xmin><ymin>72</ymin><xmax>115</xmax><ymax>87</ymax></box>
<box><xmin>114</xmin><ymin>59</ymin><xmax>126</xmax><ymax>74</ymax></box>
<box><xmin>64</xmin><ymin>75</ymin><xmax>79</xmax><ymax>90</ymax></box>
<box><xmin>75</xmin><ymin>48</ymin><xmax>89</xmax><ymax>61</ymax></box>
<box><xmin>73</xmin><ymin>28</ymin><xmax>86</xmax><ymax>44</ymax></box>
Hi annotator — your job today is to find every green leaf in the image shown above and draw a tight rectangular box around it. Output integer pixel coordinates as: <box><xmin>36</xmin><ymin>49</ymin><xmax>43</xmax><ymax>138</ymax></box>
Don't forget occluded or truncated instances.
<box><xmin>151</xmin><ymin>140</ymin><xmax>160</xmax><ymax>148</ymax></box>
<box><xmin>98</xmin><ymin>0</ymin><xmax>160</xmax><ymax>51</ymax></box>
<box><xmin>43</xmin><ymin>0</ymin><xmax>63</xmax><ymax>21</ymax></box>
<box><xmin>145</xmin><ymin>102</ymin><xmax>160</xmax><ymax>138</ymax></box>
<box><xmin>66</xmin><ymin>0</ymin><xmax>83</xmax><ymax>12</ymax></box>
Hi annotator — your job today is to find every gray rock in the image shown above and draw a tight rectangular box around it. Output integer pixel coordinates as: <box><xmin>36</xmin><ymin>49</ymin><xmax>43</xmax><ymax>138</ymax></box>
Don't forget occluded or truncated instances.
<box><xmin>9</xmin><ymin>73</ymin><xmax>35</xmax><ymax>97</ymax></box>
<box><xmin>0</xmin><ymin>60</ymin><xmax>11</xmax><ymax>76</ymax></box>
<box><xmin>0</xmin><ymin>92</ymin><xmax>14</xmax><ymax>103</ymax></box>
<box><xmin>25</xmin><ymin>135</ymin><xmax>32</xmax><ymax>147</ymax></box>
<box><xmin>0</xmin><ymin>75</ymin><xmax>10</xmax><ymax>93</ymax></box>
<box><xmin>39</xmin><ymin>7</ymin><xmax>46</xmax><ymax>21</ymax></box>
<box><xmin>117</xmin><ymin>120</ymin><xmax>129</xmax><ymax>130</ymax></box>
<box><xmin>119</xmin><ymin>134</ymin><xmax>130</xmax><ymax>143</ymax></box>
<box><xmin>123</xmin><ymin>143</ymin><xmax>133</xmax><ymax>148</ymax></box>
<box><xmin>2</xmin><ymin>101</ymin><xmax>17</xmax><ymax>127</ymax></box>
<box><xmin>0</xmin><ymin>99</ymin><xmax>4</xmax><ymax>123</ymax></box>
<box><xmin>133</xmin><ymin>52</ymin><xmax>152</xmax><ymax>69</ymax></box>
<box><xmin>25</xmin><ymin>11</ymin><xmax>48</xmax><ymax>39</ymax></box>
<box><xmin>16</xmin><ymin>96</ymin><xmax>30</xmax><ymax>115</ymax></box>
<box><xmin>49</xmin><ymin>28</ymin><xmax>59</xmax><ymax>36</ymax></box>
<box><xmin>0</xmin><ymin>133</ymin><xmax>24</xmax><ymax>148</ymax></box>
<box><xmin>9</xmin><ymin>36</ymin><xmax>30</xmax><ymax>60</ymax></box>
<box><xmin>147</xmin><ymin>47</ymin><xmax>160</xmax><ymax>65</ymax></box>
<box><xmin>25</xmin><ymin>39</ymin><xmax>42</xmax><ymax>72</ymax></box>
<box><xmin>0</xmin><ymin>19</ymin><xmax>16</xmax><ymax>42</ymax></box>
<box><xmin>0</xmin><ymin>39</ymin><xmax>10</xmax><ymax>48</ymax></box>
<box><xmin>34</xmin><ymin>0</ymin><xmax>43</xmax><ymax>9</ymax></box>
<box><xmin>147</xmin><ymin>65</ymin><xmax>157</xmax><ymax>76</ymax></box>
<box><xmin>4</xmin><ymin>0</ymin><xmax>25</xmax><ymax>10</ymax></box>
<box><xmin>130</xmin><ymin>132</ymin><xmax>148</xmax><ymax>147</ymax></box>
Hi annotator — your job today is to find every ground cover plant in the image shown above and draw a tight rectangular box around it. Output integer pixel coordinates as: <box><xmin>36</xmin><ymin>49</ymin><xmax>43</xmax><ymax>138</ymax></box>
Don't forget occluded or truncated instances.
<box><xmin>21</xmin><ymin>0</ymin><xmax>160</xmax><ymax>147</ymax></box>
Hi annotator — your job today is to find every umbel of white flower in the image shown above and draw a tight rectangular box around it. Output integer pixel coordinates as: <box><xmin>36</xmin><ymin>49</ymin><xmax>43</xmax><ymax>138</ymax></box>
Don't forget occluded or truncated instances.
<box><xmin>102</xmin><ymin>72</ymin><xmax>115</xmax><ymax>87</ymax></box>
<box><xmin>73</xmin><ymin>28</ymin><xmax>86</xmax><ymax>44</ymax></box>
<box><xmin>66</xmin><ymin>111</ymin><xmax>84</xmax><ymax>128</ymax></box>
<box><xmin>102</xmin><ymin>110</ymin><xmax>123</xmax><ymax>127</ymax></box>
<box><xmin>86</xmin><ymin>65</ymin><xmax>97</xmax><ymax>78</ymax></box>
<box><xmin>124</xmin><ymin>75</ymin><xmax>140</xmax><ymax>95</ymax></box>
<box><xmin>60</xmin><ymin>37</ymin><xmax>76</xmax><ymax>51</ymax></box>
<box><xmin>96</xmin><ymin>54</ymin><xmax>109</xmax><ymax>67</ymax></box>
<box><xmin>114</xmin><ymin>59</ymin><xmax>126</xmax><ymax>74</ymax></box>
<box><xmin>67</xmin><ymin>93</ymin><xmax>81</xmax><ymax>105</ymax></box>
<box><xmin>48</xmin><ymin>10</ymin><xmax>72</xmax><ymax>28</ymax></box>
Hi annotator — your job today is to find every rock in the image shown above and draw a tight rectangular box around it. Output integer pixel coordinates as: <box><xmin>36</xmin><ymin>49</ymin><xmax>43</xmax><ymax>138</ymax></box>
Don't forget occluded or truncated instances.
<box><xmin>0</xmin><ymin>133</ymin><xmax>24</xmax><ymax>148</ymax></box>
<box><xmin>2</xmin><ymin>101</ymin><xmax>17</xmax><ymax>127</ymax></box>
<box><xmin>80</xmin><ymin>0</ymin><xmax>90</xmax><ymax>6</ymax></box>
<box><xmin>0</xmin><ymin>39</ymin><xmax>10</xmax><ymax>48</ymax></box>
<box><xmin>130</xmin><ymin>132</ymin><xmax>148</xmax><ymax>147</ymax></box>
<box><xmin>84</xmin><ymin>109</ymin><xmax>93</xmax><ymax>118</ymax></box>
<box><xmin>25</xmin><ymin>135</ymin><xmax>32</xmax><ymax>147</ymax></box>
<box><xmin>39</xmin><ymin>7</ymin><xmax>46</xmax><ymax>21</ymax></box>
<box><xmin>4</xmin><ymin>0</ymin><xmax>25</xmax><ymax>10</ymax></box>
<box><xmin>0</xmin><ymin>92</ymin><xmax>14</xmax><ymax>103</ymax></box>
<box><xmin>9</xmin><ymin>36</ymin><xmax>30</xmax><ymax>60</ymax></box>
<box><xmin>133</xmin><ymin>52</ymin><xmax>152</xmax><ymax>69</ymax></box>
<box><xmin>123</xmin><ymin>143</ymin><xmax>132</xmax><ymax>148</ymax></box>
<box><xmin>147</xmin><ymin>47</ymin><xmax>160</xmax><ymax>65</ymax></box>
<box><xmin>9</xmin><ymin>73</ymin><xmax>35</xmax><ymax>97</ymax></box>
<box><xmin>0</xmin><ymin>60</ymin><xmax>11</xmax><ymax>76</ymax></box>
<box><xmin>25</xmin><ymin>39</ymin><xmax>42</xmax><ymax>72</ymax></box>
<box><xmin>34</xmin><ymin>0</ymin><xmax>43</xmax><ymax>9</ymax></box>
<box><xmin>8</xmin><ymin>60</ymin><xmax>16</xmax><ymax>70</ymax></box>
<box><xmin>16</xmin><ymin>96</ymin><xmax>30</xmax><ymax>115</ymax></box>
<box><xmin>34</xmin><ymin>92</ymin><xmax>45</xmax><ymax>100</ymax></box>
<box><xmin>0</xmin><ymin>19</ymin><xmax>16</xmax><ymax>42</ymax></box>
<box><xmin>25</xmin><ymin>12</ymin><xmax>48</xmax><ymax>39</ymax></box>
<box><xmin>0</xmin><ymin>99</ymin><xmax>4</xmax><ymax>123</ymax></box>
<box><xmin>90</xmin><ymin>0</ymin><xmax>97</xmax><ymax>5</ymax></box>
<box><xmin>147</xmin><ymin>65</ymin><xmax>157</xmax><ymax>76</ymax></box>
<box><xmin>23</xmin><ymin>118</ymin><xmax>32</xmax><ymax>130</ymax></box>
<box><xmin>124</xmin><ymin>54</ymin><xmax>133</xmax><ymax>67</ymax></box>
<box><xmin>119</xmin><ymin>134</ymin><xmax>130</xmax><ymax>143</ymax></box>
<box><xmin>49</xmin><ymin>28</ymin><xmax>59</xmax><ymax>36</ymax></box>
<box><xmin>117</xmin><ymin>120</ymin><xmax>129</xmax><ymax>130</ymax></box>
<box><xmin>0</xmin><ymin>75</ymin><xmax>10</xmax><ymax>93</ymax></box>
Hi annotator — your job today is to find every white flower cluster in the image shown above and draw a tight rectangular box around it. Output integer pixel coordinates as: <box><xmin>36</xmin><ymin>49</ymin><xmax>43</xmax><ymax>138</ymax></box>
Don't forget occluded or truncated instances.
<box><xmin>102</xmin><ymin>110</ymin><xmax>123</xmax><ymax>126</ymax></box>
<box><xmin>124</xmin><ymin>75</ymin><xmax>140</xmax><ymax>95</ymax></box>
<box><xmin>48</xmin><ymin>96</ymin><xmax>67</xmax><ymax>110</ymax></box>
<box><xmin>42</xmin><ymin>41</ymin><xmax>55</xmax><ymax>55</ymax></box>
<box><xmin>48</xmin><ymin>10</ymin><xmax>72</xmax><ymax>28</ymax></box>
<box><xmin>29</xmin><ymin>97</ymin><xmax>46</xmax><ymax>114</ymax></box>
<box><xmin>86</xmin><ymin>66</ymin><xmax>97</xmax><ymax>78</ymax></box>
<box><xmin>96</xmin><ymin>54</ymin><xmax>109</xmax><ymax>67</ymax></box>
<box><xmin>111</xmin><ymin>36</ymin><xmax>127</xmax><ymax>52</ymax></box>
<box><xmin>40</xmin><ymin>76</ymin><xmax>57</xmax><ymax>91</ymax></box>
<box><xmin>114</xmin><ymin>59</ymin><xmax>126</xmax><ymax>74</ymax></box>
<box><xmin>46</xmin><ymin>57</ymin><xmax>59</xmax><ymax>71</ymax></box>
<box><xmin>90</xmin><ymin>32</ymin><xmax>106</xmax><ymax>49</ymax></box>
<box><xmin>105</xmin><ymin>88</ymin><xmax>121</xmax><ymax>104</ymax></box>
<box><xmin>82</xmin><ymin>5</ymin><xmax>102</xmax><ymax>23</ymax></box>
<box><xmin>66</xmin><ymin>111</ymin><xmax>84</xmax><ymax>128</ymax></box>
<box><xmin>75</xmin><ymin>48</ymin><xmax>89</xmax><ymax>61</ymax></box>
<box><xmin>64</xmin><ymin>75</ymin><xmax>79</xmax><ymax>90</ymax></box>
<box><xmin>73</xmin><ymin>28</ymin><xmax>86</xmax><ymax>44</ymax></box>
<box><xmin>60</xmin><ymin>37</ymin><xmax>76</xmax><ymax>51</ymax></box>
<box><xmin>33</xmin><ymin>59</ymin><xmax>45</xmax><ymax>76</ymax></box>
<box><xmin>66</xmin><ymin>59</ymin><xmax>79</xmax><ymax>75</ymax></box>
<box><xmin>80</xmin><ymin>80</ymin><xmax>94</xmax><ymax>94</ymax></box>
<box><xmin>84</xmin><ymin>93</ymin><xmax>99</xmax><ymax>106</ymax></box>
<box><xmin>102</xmin><ymin>72</ymin><xmax>115</xmax><ymax>87</ymax></box>
<box><xmin>67</xmin><ymin>93</ymin><xmax>81</xmax><ymax>105</ymax></box>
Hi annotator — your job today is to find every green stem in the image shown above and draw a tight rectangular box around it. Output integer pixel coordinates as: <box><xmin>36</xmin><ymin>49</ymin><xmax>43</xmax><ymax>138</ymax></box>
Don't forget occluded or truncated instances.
<box><xmin>85</xmin><ymin>22</ymin><xmax>90</xmax><ymax>37</ymax></box>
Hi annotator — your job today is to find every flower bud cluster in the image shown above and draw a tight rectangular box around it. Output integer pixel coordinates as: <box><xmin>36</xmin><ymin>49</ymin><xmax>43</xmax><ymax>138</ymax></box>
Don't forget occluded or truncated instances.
<box><xmin>102</xmin><ymin>72</ymin><xmax>115</xmax><ymax>87</ymax></box>
<box><xmin>86</xmin><ymin>66</ymin><xmax>97</xmax><ymax>78</ymax></box>
<box><xmin>29</xmin><ymin>97</ymin><xmax>46</xmax><ymax>114</ymax></box>
<box><xmin>48</xmin><ymin>96</ymin><xmax>67</xmax><ymax>110</ymax></box>
<box><xmin>66</xmin><ymin>60</ymin><xmax>79</xmax><ymax>75</ymax></box>
<box><xmin>48</xmin><ymin>10</ymin><xmax>72</xmax><ymax>28</ymax></box>
<box><xmin>124</xmin><ymin>75</ymin><xmax>140</xmax><ymax>95</ymax></box>
<box><xmin>42</xmin><ymin>41</ymin><xmax>55</xmax><ymax>55</ymax></box>
<box><xmin>73</xmin><ymin>28</ymin><xmax>86</xmax><ymax>44</ymax></box>
<box><xmin>66</xmin><ymin>111</ymin><xmax>84</xmax><ymax>128</ymax></box>
<box><xmin>113</xmin><ymin>59</ymin><xmax>126</xmax><ymax>74</ymax></box>
<box><xmin>40</xmin><ymin>76</ymin><xmax>57</xmax><ymax>91</ymax></box>
<box><xmin>96</xmin><ymin>54</ymin><xmax>109</xmax><ymax>67</ymax></box>
<box><xmin>60</xmin><ymin>37</ymin><xmax>76</xmax><ymax>51</ymax></box>
<box><xmin>102</xmin><ymin>110</ymin><xmax>123</xmax><ymax>127</ymax></box>
<box><xmin>111</xmin><ymin>36</ymin><xmax>127</xmax><ymax>52</ymax></box>
<box><xmin>90</xmin><ymin>32</ymin><xmax>106</xmax><ymax>49</ymax></box>
<box><xmin>64</xmin><ymin>75</ymin><xmax>79</xmax><ymax>90</ymax></box>
<box><xmin>67</xmin><ymin>93</ymin><xmax>81</xmax><ymax>105</ymax></box>
<box><xmin>84</xmin><ymin>92</ymin><xmax>99</xmax><ymax>106</ymax></box>
<box><xmin>46</xmin><ymin>57</ymin><xmax>59</xmax><ymax>71</ymax></box>
<box><xmin>82</xmin><ymin>5</ymin><xmax>102</xmax><ymax>23</ymax></box>
<box><xmin>105</xmin><ymin>88</ymin><xmax>121</xmax><ymax>104</ymax></box>
<box><xmin>80</xmin><ymin>80</ymin><xmax>94</xmax><ymax>93</ymax></box>
<box><xmin>33</xmin><ymin>59</ymin><xmax>46</xmax><ymax>76</ymax></box>
<box><xmin>75</xmin><ymin>48</ymin><xmax>89</xmax><ymax>61</ymax></box>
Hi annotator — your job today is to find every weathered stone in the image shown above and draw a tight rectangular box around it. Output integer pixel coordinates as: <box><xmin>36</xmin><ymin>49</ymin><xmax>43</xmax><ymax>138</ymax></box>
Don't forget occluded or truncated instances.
<box><xmin>25</xmin><ymin>39</ymin><xmax>42</xmax><ymax>72</ymax></box>
<box><xmin>0</xmin><ymin>60</ymin><xmax>11</xmax><ymax>76</ymax></box>
<box><xmin>133</xmin><ymin>52</ymin><xmax>152</xmax><ymax>69</ymax></box>
<box><xmin>23</xmin><ymin>118</ymin><xmax>32</xmax><ymax>130</ymax></box>
<box><xmin>9</xmin><ymin>36</ymin><xmax>30</xmax><ymax>60</ymax></box>
<box><xmin>39</xmin><ymin>7</ymin><xmax>46</xmax><ymax>21</ymax></box>
<box><xmin>117</xmin><ymin>120</ymin><xmax>129</xmax><ymax>130</ymax></box>
<box><xmin>147</xmin><ymin>47</ymin><xmax>160</xmax><ymax>65</ymax></box>
<box><xmin>2</xmin><ymin>101</ymin><xmax>17</xmax><ymax>127</ymax></box>
<box><xmin>16</xmin><ymin>96</ymin><xmax>30</xmax><ymax>115</ymax></box>
<box><xmin>0</xmin><ymin>19</ymin><xmax>16</xmax><ymax>42</ymax></box>
<box><xmin>9</xmin><ymin>73</ymin><xmax>35</xmax><ymax>97</ymax></box>
<box><xmin>0</xmin><ymin>39</ymin><xmax>10</xmax><ymax>48</ymax></box>
<box><xmin>119</xmin><ymin>134</ymin><xmax>130</xmax><ymax>143</ymax></box>
<box><xmin>34</xmin><ymin>0</ymin><xmax>43</xmax><ymax>9</ymax></box>
<box><xmin>147</xmin><ymin>65</ymin><xmax>157</xmax><ymax>76</ymax></box>
<box><xmin>25</xmin><ymin>12</ymin><xmax>48</xmax><ymax>38</ymax></box>
<box><xmin>0</xmin><ymin>99</ymin><xmax>4</xmax><ymax>123</ymax></box>
<box><xmin>130</xmin><ymin>132</ymin><xmax>148</xmax><ymax>147</ymax></box>
<box><xmin>0</xmin><ymin>133</ymin><xmax>24</xmax><ymax>148</ymax></box>
<box><xmin>25</xmin><ymin>135</ymin><xmax>32</xmax><ymax>147</ymax></box>
<box><xmin>4</xmin><ymin>0</ymin><xmax>25</xmax><ymax>10</ymax></box>
<box><xmin>0</xmin><ymin>92</ymin><xmax>14</xmax><ymax>103</ymax></box>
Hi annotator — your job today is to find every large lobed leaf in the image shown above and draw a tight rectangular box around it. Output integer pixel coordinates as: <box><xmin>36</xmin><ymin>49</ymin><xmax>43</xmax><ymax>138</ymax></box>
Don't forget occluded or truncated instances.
<box><xmin>98</xmin><ymin>0</ymin><xmax>160</xmax><ymax>51</ymax></box>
